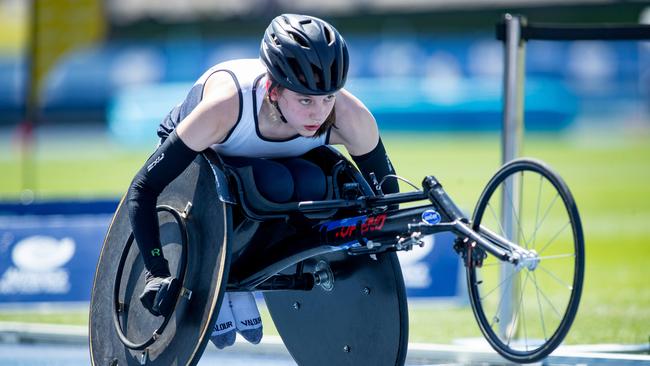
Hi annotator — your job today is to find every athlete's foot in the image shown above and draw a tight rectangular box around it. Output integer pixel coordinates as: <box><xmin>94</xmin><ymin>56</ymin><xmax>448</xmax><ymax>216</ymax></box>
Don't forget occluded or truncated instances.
<box><xmin>230</xmin><ymin>292</ymin><xmax>263</xmax><ymax>344</ymax></box>
<box><xmin>210</xmin><ymin>292</ymin><xmax>236</xmax><ymax>349</ymax></box>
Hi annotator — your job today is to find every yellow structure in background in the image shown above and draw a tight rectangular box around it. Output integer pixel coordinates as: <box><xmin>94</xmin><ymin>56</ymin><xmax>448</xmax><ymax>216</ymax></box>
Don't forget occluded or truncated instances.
<box><xmin>31</xmin><ymin>0</ymin><xmax>105</xmax><ymax>103</ymax></box>
<box><xmin>0</xmin><ymin>0</ymin><xmax>106</xmax><ymax>96</ymax></box>
<box><xmin>0</xmin><ymin>0</ymin><xmax>27</xmax><ymax>54</ymax></box>
<box><xmin>2</xmin><ymin>0</ymin><xmax>107</xmax><ymax>193</ymax></box>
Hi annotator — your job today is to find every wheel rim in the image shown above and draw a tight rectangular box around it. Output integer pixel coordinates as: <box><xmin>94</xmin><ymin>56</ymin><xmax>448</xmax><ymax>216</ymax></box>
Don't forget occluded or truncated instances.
<box><xmin>468</xmin><ymin>159</ymin><xmax>584</xmax><ymax>362</ymax></box>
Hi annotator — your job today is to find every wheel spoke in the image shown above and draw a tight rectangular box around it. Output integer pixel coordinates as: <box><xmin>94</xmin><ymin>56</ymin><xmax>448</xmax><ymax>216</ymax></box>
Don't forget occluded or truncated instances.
<box><xmin>480</xmin><ymin>266</ymin><xmax>517</xmax><ymax>301</ymax></box>
<box><xmin>538</xmin><ymin>253</ymin><xmax>575</xmax><ymax>261</ymax></box>
<box><xmin>539</xmin><ymin>265</ymin><xmax>573</xmax><ymax>291</ymax></box>
<box><xmin>519</xmin><ymin>171</ymin><xmax>527</xmax><ymax>249</ymax></box>
<box><xmin>507</xmin><ymin>272</ymin><xmax>530</xmax><ymax>346</ymax></box>
<box><xmin>521</xmin><ymin>271</ymin><xmax>530</xmax><ymax>350</ymax></box>
<box><xmin>529</xmin><ymin>271</ymin><xmax>563</xmax><ymax>319</ymax></box>
<box><xmin>518</xmin><ymin>171</ymin><xmax>528</xmax><ymax>249</ymax></box>
<box><xmin>528</xmin><ymin>193</ymin><xmax>560</xmax><ymax>249</ymax></box>
<box><xmin>488</xmin><ymin>269</ymin><xmax>515</xmax><ymax>329</ymax></box>
<box><xmin>533</xmin><ymin>174</ymin><xmax>544</xmax><ymax>250</ymax></box>
<box><xmin>488</xmin><ymin>202</ymin><xmax>507</xmax><ymax>237</ymax></box>
<box><xmin>504</xmin><ymin>176</ymin><xmax>529</xmax><ymax>247</ymax></box>
<box><xmin>537</xmin><ymin>221</ymin><xmax>571</xmax><ymax>256</ymax></box>
<box><xmin>532</xmin><ymin>271</ymin><xmax>548</xmax><ymax>342</ymax></box>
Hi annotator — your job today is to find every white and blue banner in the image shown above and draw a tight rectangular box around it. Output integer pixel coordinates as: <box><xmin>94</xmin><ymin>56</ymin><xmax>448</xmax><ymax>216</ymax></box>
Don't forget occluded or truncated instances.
<box><xmin>0</xmin><ymin>201</ymin><xmax>115</xmax><ymax>304</ymax></box>
<box><xmin>397</xmin><ymin>232</ymin><xmax>463</xmax><ymax>300</ymax></box>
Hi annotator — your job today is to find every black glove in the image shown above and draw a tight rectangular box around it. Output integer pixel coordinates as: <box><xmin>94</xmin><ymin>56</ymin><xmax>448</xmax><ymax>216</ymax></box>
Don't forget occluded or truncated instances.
<box><xmin>139</xmin><ymin>272</ymin><xmax>181</xmax><ymax>317</ymax></box>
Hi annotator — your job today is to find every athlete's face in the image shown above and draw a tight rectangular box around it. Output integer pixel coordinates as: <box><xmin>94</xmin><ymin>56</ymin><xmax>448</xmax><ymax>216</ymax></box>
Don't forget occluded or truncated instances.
<box><xmin>271</xmin><ymin>88</ymin><xmax>336</xmax><ymax>136</ymax></box>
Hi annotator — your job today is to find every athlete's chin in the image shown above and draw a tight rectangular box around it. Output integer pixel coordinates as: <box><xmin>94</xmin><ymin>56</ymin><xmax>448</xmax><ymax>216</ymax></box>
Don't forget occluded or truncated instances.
<box><xmin>299</xmin><ymin>130</ymin><xmax>318</xmax><ymax>137</ymax></box>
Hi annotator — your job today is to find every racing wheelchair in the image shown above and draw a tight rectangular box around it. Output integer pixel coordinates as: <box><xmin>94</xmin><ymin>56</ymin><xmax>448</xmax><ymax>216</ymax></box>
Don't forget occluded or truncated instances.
<box><xmin>89</xmin><ymin>145</ymin><xmax>584</xmax><ymax>365</ymax></box>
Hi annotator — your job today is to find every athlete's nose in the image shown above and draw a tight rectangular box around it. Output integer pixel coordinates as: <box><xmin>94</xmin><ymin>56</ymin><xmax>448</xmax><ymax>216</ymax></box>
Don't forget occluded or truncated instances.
<box><xmin>310</xmin><ymin>102</ymin><xmax>330</xmax><ymax>121</ymax></box>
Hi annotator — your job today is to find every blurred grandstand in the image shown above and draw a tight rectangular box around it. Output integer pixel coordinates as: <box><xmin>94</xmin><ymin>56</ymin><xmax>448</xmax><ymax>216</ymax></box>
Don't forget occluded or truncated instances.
<box><xmin>105</xmin><ymin>0</ymin><xmax>650</xmax><ymax>21</ymax></box>
<box><xmin>0</xmin><ymin>0</ymin><xmax>648</xmax><ymax>145</ymax></box>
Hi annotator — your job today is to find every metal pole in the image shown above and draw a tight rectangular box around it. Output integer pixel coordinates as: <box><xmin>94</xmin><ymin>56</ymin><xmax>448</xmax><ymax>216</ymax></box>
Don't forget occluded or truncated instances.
<box><xmin>502</xmin><ymin>13</ymin><xmax>526</xmax><ymax>165</ymax></box>
<box><xmin>500</xmin><ymin>13</ymin><xmax>526</xmax><ymax>341</ymax></box>
<box><xmin>19</xmin><ymin>0</ymin><xmax>38</xmax><ymax>202</ymax></box>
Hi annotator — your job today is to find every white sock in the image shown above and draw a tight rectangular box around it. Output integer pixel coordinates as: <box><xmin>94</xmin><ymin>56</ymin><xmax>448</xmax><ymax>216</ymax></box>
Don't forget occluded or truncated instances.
<box><xmin>229</xmin><ymin>291</ymin><xmax>263</xmax><ymax>344</ymax></box>
<box><xmin>209</xmin><ymin>292</ymin><xmax>236</xmax><ymax>349</ymax></box>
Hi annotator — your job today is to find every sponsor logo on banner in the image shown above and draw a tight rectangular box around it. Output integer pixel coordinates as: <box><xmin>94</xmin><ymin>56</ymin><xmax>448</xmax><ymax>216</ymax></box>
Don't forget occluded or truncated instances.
<box><xmin>0</xmin><ymin>236</ymin><xmax>75</xmax><ymax>294</ymax></box>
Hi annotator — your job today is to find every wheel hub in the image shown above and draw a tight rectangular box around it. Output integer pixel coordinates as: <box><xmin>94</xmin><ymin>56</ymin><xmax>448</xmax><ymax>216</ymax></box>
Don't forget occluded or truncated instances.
<box><xmin>514</xmin><ymin>248</ymin><xmax>539</xmax><ymax>272</ymax></box>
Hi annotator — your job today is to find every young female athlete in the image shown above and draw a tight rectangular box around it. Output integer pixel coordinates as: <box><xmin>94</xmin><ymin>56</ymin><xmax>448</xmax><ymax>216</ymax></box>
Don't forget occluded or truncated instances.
<box><xmin>126</xmin><ymin>13</ymin><xmax>399</xmax><ymax>349</ymax></box>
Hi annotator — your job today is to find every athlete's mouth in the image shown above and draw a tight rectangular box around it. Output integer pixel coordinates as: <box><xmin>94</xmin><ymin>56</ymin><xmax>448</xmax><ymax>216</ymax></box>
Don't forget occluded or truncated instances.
<box><xmin>304</xmin><ymin>124</ymin><xmax>321</xmax><ymax>132</ymax></box>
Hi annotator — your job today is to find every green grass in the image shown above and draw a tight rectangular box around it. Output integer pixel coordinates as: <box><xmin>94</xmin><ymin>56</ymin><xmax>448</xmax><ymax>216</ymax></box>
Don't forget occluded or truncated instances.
<box><xmin>1</xmin><ymin>131</ymin><xmax>649</xmax><ymax>345</ymax></box>
<box><xmin>0</xmin><ymin>311</ymin><xmax>89</xmax><ymax>325</ymax></box>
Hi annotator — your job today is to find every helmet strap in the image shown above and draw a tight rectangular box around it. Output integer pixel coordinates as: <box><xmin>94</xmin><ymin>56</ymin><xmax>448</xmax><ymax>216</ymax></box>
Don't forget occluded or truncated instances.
<box><xmin>268</xmin><ymin>80</ymin><xmax>289</xmax><ymax>124</ymax></box>
<box><xmin>271</xmin><ymin>100</ymin><xmax>288</xmax><ymax>123</ymax></box>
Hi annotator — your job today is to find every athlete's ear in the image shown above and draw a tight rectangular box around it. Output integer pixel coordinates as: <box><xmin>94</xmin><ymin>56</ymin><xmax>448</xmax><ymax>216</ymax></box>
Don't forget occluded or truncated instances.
<box><xmin>269</xmin><ymin>85</ymin><xmax>282</xmax><ymax>102</ymax></box>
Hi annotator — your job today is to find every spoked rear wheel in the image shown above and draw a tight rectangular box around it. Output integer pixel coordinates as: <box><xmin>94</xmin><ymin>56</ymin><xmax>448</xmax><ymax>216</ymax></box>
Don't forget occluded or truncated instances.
<box><xmin>468</xmin><ymin>158</ymin><xmax>584</xmax><ymax>363</ymax></box>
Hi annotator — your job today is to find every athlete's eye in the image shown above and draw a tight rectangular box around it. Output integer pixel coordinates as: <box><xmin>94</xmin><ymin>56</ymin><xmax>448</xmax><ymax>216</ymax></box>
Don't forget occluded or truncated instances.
<box><xmin>325</xmin><ymin>95</ymin><xmax>335</xmax><ymax>102</ymax></box>
<box><xmin>299</xmin><ymin>98</ymin><xmax>312</xmax><ymax>105</ymax></box>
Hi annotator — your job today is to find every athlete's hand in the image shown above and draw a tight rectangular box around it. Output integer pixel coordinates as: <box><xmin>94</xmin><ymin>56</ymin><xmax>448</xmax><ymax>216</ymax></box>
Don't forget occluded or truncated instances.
<box><xmin>139</xmin><ymin>274</ymin><xmax>181</xmax><ymax>317</ymax></box>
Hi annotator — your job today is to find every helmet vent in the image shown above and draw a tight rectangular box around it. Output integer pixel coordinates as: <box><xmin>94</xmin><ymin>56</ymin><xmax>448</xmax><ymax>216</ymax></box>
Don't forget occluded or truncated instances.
<box><xmin>324</xmin><ymin>27</ymin><xmax>334</xmax><ymax>45</ymax></box>
<box><xmin>287</xmin><ymin>58</ymin><xmax>305</xmax><ymax>82</ymax></box>
<box><xmin>289</xmin><ymin>31</ymin><xmax>310</xmax><ymax>48</ymax></box>
<box><xmin>275</xmin><ymin>66</ymin><xmax>287</xmax><ymax>81</ymax></box>
<box><xmin>329</xmin><ymin>63</ymin><xmax>338</xmax><ymax>88</ymax></box>
<box><xmin>311</xmin><ymin>64</ymin><xmax>325</xmax><ymax>90</ymax></box>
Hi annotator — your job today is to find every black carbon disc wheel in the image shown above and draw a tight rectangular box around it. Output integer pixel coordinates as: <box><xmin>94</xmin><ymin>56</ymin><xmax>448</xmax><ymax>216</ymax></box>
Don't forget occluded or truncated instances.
<box><xmin>468</xmin><ymin>158</ymin><xmax>584</xmax><ymax>363</ymax></box>
<box><xmin>89</xmin><ymin>155</ymin><xmax>232</xmax><ymax>366</ymax></box>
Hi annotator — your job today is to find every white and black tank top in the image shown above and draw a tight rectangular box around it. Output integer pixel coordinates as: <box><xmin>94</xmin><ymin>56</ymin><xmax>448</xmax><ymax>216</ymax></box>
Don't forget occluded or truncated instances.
<box><xmin>157</xmin><ymin>58</ymin><xmax>330</xmax><ymax>158</ymax></box>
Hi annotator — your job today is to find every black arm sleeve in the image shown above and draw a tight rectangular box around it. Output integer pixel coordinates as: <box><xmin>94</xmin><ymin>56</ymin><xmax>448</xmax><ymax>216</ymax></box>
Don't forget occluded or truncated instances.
<box><xmin>351</xmin><ymin>137</ymin><xmax>399</xmax><ymax>196</ymax></box>
<box><xmin>126</xmin><ymin>130</ymin><xmax>199</xmax><ymax>277</ymax></box>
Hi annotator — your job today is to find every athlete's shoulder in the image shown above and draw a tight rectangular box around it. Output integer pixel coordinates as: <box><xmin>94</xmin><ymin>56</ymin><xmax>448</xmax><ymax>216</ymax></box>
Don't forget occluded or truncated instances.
<box><xmin>204</xmin><ymin>59</ymin><xmax>265</xmax><ymax>94</ymax></box>
<box><xmin>332</xmin><ymin>89</ymin><xmax>379</xmax><ymax>155</ymax></box>
<box><xmin>336</xmin><ymin>89</ymin><xmax>376</xmax><ymax>130</ymax></box>
<box><xmin>202</xmin><ymin>70</ymin><xmax>240</xmax><ymax>104</ymax></box>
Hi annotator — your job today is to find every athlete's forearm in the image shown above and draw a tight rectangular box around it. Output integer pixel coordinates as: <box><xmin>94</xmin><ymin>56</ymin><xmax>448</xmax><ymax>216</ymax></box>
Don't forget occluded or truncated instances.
<box><xmin>351</xmin><ymin>137</ymin><xmax>399</xmax><ymax>195</ymax></box>
<box><xmin>126</xmin><ymin>130</ymin><xmax>199</xmax><ymax>276</ymax></box>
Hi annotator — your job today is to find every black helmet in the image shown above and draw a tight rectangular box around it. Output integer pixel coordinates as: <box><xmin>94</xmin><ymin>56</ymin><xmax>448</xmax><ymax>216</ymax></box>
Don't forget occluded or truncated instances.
<box><xmin>260</xmin><ymin>14</ymin><xmax>349</xmax><ymax>95</ymax></box>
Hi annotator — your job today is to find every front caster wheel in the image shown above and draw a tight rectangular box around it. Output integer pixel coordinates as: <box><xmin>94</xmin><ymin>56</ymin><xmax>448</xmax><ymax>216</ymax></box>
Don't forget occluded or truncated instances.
<box><xmin>468</xmin><ymin>158</ymin><xmax>584</xmax><ymax>363</ymax></box>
